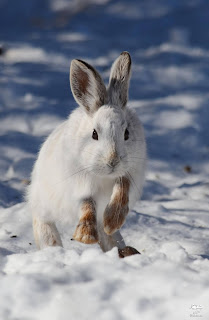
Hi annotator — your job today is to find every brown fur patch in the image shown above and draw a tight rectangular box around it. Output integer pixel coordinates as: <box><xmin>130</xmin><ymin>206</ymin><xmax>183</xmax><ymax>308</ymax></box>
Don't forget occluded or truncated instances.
<box><xmin>73</xmin><ymin>199</ymin><xmax>98</xmax><ymax>244</ymax></box>
<box><xmin>108</xmin><ymin>151</ymin><xmax>118</xmax><ymax>162</ymax></box>
<box><xmin>103</xmin><ymin>177</ymin><xmax>130</xmax><ymax>235</ymax></box>
<box><xmin>75</xmin><ymin>66</ymin><xmax>89</xmax><ymax>95</ymax></box>
<box><xmin>80</xmin><ymin>201</ymin><xmax>96</xmax><ymax>223</ymax></box>
<box><xmin>52</xmin><ymin>238</ymin><xmax>58</xmax><ymax>246</ymax></box>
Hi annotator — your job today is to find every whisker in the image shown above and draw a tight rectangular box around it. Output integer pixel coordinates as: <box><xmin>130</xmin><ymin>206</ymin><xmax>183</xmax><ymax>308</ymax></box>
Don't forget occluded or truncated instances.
<box><xmin>122</xmin><ymin>154</ymin><xmax>147</xmax><ymax>161</ymax></box>
<box><xmin>52</xmin><ymin>165</ymin><xmax>94</xmax><ymax>187</ymax></box>
<box><xmin>124</xmin><ymin>166</ymin><xmax>139</xmax><ymax>173</ymax></box>
<box><xmin>131</xmin><ymin>139</ymin><xmax>145</xmax><ymax>142</ymax></box>
<box><xmin>70</xmin><ymin>166</ymin><xmax>93</xmax><ymax>178</ymax></box>
<box><xmin>82</xmin><ymin>150</ymin><xmax>97</xmax><ymax>157</ymax></box>
<box><xmin>48</xmin><ymin>165</ymin><xmax>95</xmax><ymax>201</ymax></box>
<box><xmin>128</xmin><ymin>156</ymin><xmax>147</xmax><ymax>160</ymax></box>
<box><xmin>126</xmin><ymin>173</ymin><xmax>135</xmax><ymax>197</ymax></box>
<box><xmin>127</xmin><ymin>171</ymin><xmax>141</xmax><ymax>197</ymax></box>
<box><xmin>123</xmin><ymin>160</ymin><xmax>145</xmax><ymax>165</ymax></box>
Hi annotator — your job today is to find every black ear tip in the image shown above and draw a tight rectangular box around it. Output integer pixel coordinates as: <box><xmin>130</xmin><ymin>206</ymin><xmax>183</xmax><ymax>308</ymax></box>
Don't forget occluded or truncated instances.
<box><xmin>72</xmin><ymin>58</ymin><xmax>93</xmax><ymax>71</ymax></box>
<box><xmin>120</xmin><ymin>51</ymin><xmax>131</xmax><ymax>57</ymax></box>
<box><xmin>120</xmin><ymin>51</ymin><xmax>131</xmax><ymax>64</ymax></box>
<box><xmin>120</xmin><ymin>51</ymin><xmax>130</xmax><ymax>55</ymax></box>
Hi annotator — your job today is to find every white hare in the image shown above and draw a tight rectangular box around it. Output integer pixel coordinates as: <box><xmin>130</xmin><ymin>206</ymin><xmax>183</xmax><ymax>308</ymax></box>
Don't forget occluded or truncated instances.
<box><xmin>27</xmin><ymin>51</ymin><xmax>146</xmax><ymax>257</ymax></box>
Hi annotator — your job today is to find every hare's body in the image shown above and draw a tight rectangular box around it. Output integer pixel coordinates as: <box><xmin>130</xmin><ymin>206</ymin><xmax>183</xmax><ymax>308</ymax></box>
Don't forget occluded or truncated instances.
<box><xmin>27</xmin><ymin>52</ymin><xmax>146</xmax><ymax>256</ymax></box>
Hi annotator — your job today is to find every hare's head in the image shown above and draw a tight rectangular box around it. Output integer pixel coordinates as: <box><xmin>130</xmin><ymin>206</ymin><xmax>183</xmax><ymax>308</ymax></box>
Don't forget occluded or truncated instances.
<box><xmin>70</xmin><ymin>52</ymin><xmax>141</xmax><ymax>178</ymax></box>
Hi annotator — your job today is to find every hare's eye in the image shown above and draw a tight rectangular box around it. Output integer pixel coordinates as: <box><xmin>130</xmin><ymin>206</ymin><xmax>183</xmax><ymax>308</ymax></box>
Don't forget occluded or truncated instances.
<box><xmin>124</xmin><ymin>128</ymin><xmax>129</xmax><ymax>141</ymax></box>
<box><xmin>92</xmin><ymin>129</ymin><xmax>98</xmax><ymax>140</ymax></box>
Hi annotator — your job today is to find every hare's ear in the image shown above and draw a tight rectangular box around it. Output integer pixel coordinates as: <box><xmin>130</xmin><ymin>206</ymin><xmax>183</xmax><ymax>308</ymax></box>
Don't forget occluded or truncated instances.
<box><xmin>108</xmin><ymin>51</ymin><xmax>131</xmax><ymax>109</ymax></box>
<box><xmin>70</xmin><ymin>59</ymin><xmax>107</xmax><ymax>115</ymax></box>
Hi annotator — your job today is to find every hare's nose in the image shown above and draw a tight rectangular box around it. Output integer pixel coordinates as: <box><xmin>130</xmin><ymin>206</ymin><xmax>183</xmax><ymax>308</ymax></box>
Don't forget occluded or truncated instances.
<box><xmin>108</xmin><ymin>157</ymin><xmax>119</xmax><ymax>168</ymax></box>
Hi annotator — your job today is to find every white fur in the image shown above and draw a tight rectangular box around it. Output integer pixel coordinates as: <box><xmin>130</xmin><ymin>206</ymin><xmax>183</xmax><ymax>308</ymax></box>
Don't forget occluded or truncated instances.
<box><xmin>27</xmin><ymin>52</ymin><xmax>147</xmax><ymax>251</ymax></box>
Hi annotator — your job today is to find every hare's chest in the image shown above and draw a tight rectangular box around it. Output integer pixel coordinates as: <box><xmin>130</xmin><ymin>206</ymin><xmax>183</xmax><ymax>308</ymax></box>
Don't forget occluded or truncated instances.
<box><xmin>70</xmin><ymin>174</ymin><xmax>114</xmax><ymax>220</ymax></box>
<box><xmin>94</xmin><ymin>179</ymin><xmax>114</xmax><ymax>220</ymax></box>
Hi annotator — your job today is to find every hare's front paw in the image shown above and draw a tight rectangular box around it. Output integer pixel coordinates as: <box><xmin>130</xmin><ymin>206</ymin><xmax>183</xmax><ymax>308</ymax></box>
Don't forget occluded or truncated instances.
<box><xmin>73</xmin><ymin>221</ymin><xmax>98</xmax><ymax>244</ymax></box>
<box><xmin>103</xmin><ymin>203</ymin><xmax>129</xmax><ymax>235</ymax></box>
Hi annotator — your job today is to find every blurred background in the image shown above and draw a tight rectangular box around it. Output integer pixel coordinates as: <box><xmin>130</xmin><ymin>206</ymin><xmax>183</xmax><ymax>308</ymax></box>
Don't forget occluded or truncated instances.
<box><xmin>0</xmin><ymin>0</ymin><xmax>209</xmax><ymax>207</ymax></box>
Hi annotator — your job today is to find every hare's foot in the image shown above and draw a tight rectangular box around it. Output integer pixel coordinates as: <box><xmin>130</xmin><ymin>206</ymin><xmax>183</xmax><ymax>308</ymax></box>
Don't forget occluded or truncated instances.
<box><xmin>33</xmin><ymin>217</ymin><xmax>62</xmax><ymax>249</ymax></box>
<box><xmin>73</xmin><ymin>221</ymin><xmax>98</xmax><ymax>244</ymax></box>
<box><xmin>73</xmin><ymin>199</ymin><xmax>98</xmax><ymax>244</ymax></box>
<box><xmin>118</xmin><ymin>246</ymin><xmax>140</xmax><ymax>258</ymax></box>
<box><xmin>103</xmin><ymin>176</ymin><xmax>130</xmax><ymax>235</ymax></box>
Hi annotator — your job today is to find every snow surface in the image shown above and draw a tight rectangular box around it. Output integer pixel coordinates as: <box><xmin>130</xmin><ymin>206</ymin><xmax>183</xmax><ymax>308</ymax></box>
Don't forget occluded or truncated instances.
<box><xmin>0</xmin><ymin>0</ymin><xmax>209</xmax><ymax>319</ymax></box>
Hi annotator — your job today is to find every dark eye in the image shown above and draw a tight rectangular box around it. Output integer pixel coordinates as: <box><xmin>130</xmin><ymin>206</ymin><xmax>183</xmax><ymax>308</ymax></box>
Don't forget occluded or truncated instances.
<box><xmin>92</xmin><ymin>129</ymin><xmax>98</xmax><ymax>140</ymax></box>
<box><xmin>124</xmin><ymin>128</ymin><xmax>129</xmax><ymax>141</ymax></box>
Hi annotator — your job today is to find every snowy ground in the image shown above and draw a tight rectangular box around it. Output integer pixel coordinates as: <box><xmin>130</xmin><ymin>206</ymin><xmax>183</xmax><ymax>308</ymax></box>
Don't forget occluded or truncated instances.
<box><xmin>0</xmin><ymin>0</ymin><xmax>209</xmax><ymax>319</ymax></box>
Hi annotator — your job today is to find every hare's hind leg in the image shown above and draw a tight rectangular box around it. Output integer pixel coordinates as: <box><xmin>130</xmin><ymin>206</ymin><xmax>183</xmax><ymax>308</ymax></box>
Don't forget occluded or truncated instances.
<box><xmin>33</xmin><ymin>217</ymin><xmax>63</xmax><ymax>249</ymax></box>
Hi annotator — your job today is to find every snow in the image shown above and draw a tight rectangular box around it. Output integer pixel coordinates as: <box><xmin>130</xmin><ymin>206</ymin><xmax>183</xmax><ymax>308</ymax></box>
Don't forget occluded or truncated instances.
<box><xmin>0</xmin><ymin>0</ymin><xmax>209</xmax><ymax>319</ymax></box>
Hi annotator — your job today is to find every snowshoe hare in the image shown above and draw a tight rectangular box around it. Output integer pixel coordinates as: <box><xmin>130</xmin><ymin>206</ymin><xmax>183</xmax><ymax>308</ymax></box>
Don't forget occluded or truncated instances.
<box><xmin>27</xmin><ymin>52</ymin><xmax>146</xmax><ymax>257</ymax></box>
